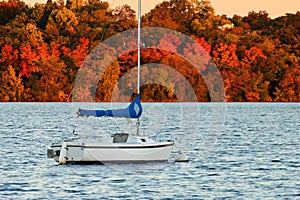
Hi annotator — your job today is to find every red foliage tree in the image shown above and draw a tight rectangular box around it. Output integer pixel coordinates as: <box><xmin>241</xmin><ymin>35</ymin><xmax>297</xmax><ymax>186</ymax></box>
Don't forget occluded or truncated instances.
<box><xmin>0</xmin><ymin>44</ymin><xmax>19</xmax><ymax>69</ymax></box>
<box><xmin>19</xmin><ymin>43</ymin><xmax>39</xmax><ymax>78</ymax></box>
<box><xmin>242</xmin><ymin>46</ymin><xmax>267</xmax><ymax>66</ymax></box>
<box><xmin>212</xmin><ymin>43</ymin><xmax>240</xmax><ymax>67</ymax></box>
<box><xmin>71</xmin><ymin>37</ymin><xmax>89</xmax><ymax>67</ymax></box>
<box><xmin>195</xmin><ymin>37</ymin><xmax>211</xmax><ymax>53</ymax></box>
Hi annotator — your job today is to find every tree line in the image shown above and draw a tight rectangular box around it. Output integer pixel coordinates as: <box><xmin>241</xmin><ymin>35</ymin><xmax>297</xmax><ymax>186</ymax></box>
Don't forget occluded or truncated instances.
<box><xmin>0</xmin><ymin>0</ymin><xmax>299</xmax><ymax>102</ymax></box>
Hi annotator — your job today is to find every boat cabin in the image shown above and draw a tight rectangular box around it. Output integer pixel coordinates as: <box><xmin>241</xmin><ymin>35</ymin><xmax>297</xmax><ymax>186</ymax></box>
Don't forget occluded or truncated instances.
<box><xmin>112</xmin><ymin>133</ymin><xmax>129</xmax><ymax>143</ymax></box>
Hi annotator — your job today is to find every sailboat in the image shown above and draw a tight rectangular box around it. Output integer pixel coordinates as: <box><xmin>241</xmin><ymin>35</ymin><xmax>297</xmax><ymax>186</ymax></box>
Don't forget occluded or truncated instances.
<box><xmin>47</xmin><ymin>0</ymin><xmax>175</xmax><ymax>164</ymax></box>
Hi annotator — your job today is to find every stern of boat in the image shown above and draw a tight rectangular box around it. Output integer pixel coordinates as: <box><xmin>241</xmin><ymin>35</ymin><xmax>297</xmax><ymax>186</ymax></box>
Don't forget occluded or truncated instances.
<box><xmin>47</xmin><ymin>141</ymin><xmax>85</xmax><ymax>164</ymax></box>
<box><xmin>47</xmin><ymin>144</ymin><xmax>61</xmax><ymax>163</ymax></box>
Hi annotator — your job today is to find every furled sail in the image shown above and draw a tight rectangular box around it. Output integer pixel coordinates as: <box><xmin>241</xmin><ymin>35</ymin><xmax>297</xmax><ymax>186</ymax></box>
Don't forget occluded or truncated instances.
<box><xmin>78</xmin><ymin>95</ymin><xmax>142</xmax><ymax>118</ymax></box>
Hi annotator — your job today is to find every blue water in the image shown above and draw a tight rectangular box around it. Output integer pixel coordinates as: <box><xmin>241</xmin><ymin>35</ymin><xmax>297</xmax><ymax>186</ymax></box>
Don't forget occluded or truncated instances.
<box><xmin>0</xmin><ymin>103</ymin><xmax>299</xmax><ymax>199</ymax></box>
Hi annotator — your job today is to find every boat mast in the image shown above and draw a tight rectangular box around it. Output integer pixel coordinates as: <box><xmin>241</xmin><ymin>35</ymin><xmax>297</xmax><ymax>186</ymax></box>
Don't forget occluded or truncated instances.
<box><xmin>136</xmin><ymin>0</ymin><xmax>141</xmax><ymax>135</ymax></box>
<box><xmin>137</xmin><ymin>0</ymin><xmax>141</xmax><ymax>95</ymax></box>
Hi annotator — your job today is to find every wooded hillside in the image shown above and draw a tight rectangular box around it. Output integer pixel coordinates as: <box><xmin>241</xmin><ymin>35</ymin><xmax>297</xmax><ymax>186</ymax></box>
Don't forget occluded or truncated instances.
<box><xmin>0</xmin><ymin>0</ymin><xmax>299</xmax><ymax>101</ymax></box>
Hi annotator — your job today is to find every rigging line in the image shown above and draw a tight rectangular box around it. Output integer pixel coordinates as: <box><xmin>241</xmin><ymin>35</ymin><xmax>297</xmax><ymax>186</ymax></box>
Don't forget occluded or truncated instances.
<box><xmin>100</xmin><ymin>23</ymin><xmax>110</xmax><ymax>42</ymax></box>
<box><xmin>72</xmin><ymin>108</ymin><xmax>79</xmax><ymax>136</ymax></box>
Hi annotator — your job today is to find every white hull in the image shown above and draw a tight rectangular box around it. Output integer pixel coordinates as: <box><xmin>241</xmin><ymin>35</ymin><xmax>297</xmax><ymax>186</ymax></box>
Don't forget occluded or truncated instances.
<box><xmin>48</xmin><ymin>135</ymin><xmax>174</xmax><ymax>164</ymax></box>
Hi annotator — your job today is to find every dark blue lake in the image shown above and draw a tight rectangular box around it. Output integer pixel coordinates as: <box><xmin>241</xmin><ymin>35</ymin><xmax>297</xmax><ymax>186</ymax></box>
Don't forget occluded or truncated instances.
<box><xmin>0</xmin><ymin>103</ymin><xmax>299</xmax><ymax>199</ymax></box>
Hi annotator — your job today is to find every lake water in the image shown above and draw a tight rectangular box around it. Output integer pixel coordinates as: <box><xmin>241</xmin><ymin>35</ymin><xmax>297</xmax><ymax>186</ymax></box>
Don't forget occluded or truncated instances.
<box><xmin>0</xmin><ymin>103</ymin><xmax>299</xmax><ymax>199</ymax></box>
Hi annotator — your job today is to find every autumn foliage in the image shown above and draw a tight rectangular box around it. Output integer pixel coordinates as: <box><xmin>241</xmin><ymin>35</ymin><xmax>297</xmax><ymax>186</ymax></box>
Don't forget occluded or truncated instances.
<box><xmin>0</xmin><ymin>0</ymin><xmax>299</xmax><ymax>102</ymax></box>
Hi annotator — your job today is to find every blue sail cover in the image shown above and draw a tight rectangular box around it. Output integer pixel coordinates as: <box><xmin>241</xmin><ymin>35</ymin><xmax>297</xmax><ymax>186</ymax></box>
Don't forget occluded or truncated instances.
<box><xmin>78</xmin><ymin>95</ymin><xmax>142</xmax><ymax>118</ymax></box>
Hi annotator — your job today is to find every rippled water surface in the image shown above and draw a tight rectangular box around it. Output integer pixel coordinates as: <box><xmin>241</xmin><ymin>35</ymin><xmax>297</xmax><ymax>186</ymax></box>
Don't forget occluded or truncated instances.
<box><xmin>0</xmin><ymin>103</ymin><xmax>299</xmax><ymax>199</ymax></box>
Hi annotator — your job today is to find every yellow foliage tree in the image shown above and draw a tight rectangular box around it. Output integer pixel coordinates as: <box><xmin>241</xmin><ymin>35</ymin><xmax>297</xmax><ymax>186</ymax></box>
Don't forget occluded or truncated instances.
<box><xmin>0</xmin><ymin>66</ymin><xmax>29</xmax><ymax>101</ymax></box>
<box><xmin>96</xmin><ymin>61</ymin><xmax>121</xmax><ymax>102</ymax></box>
